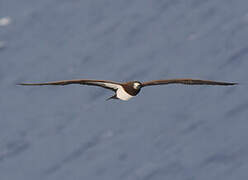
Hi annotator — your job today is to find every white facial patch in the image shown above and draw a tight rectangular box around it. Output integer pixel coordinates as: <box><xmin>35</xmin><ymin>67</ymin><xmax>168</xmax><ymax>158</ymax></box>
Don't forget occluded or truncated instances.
<box><xmin>133</xmin><ymin>82</ymin><xmax>141</xmax><ymax>89</ymax></box>
<box><xmin>116</xmin><ymin>87</ymin><xmax>133</xmax><ymax>101</ymax></box>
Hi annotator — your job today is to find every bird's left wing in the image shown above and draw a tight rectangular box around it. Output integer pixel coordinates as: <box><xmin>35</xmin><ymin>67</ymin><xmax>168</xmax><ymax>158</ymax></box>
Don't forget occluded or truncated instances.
<box><xmin>18</xmin><ymin>79</ymin><xmax>121</xmax><ymax>91</ymax></box>
<box><xmin>142</xmin><ymin>79</ymin><xmax>237</xmax><ymax>87</ymax></box>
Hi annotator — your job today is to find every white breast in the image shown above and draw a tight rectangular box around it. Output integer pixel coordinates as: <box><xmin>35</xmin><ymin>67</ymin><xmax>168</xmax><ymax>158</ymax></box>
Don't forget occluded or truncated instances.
<box><xmin>116</xmin><ymin>87</ymin><xmax>133</xmax><ymax>101</ymax></box>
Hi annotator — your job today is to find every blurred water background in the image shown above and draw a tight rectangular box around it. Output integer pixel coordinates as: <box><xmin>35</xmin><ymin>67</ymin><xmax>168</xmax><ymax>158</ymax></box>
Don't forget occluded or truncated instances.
<box><xmin>0</xmin><ymin>0</ymin><xmax>248</xmax><ymax>179</ymax></box>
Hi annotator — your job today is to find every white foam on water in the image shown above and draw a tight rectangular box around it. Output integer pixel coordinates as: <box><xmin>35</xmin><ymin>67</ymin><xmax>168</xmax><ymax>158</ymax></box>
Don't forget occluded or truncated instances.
<box><xmin>0</xmin><ymin>17</ymin><xmax>11</xmax><ymax>26</ymax></box>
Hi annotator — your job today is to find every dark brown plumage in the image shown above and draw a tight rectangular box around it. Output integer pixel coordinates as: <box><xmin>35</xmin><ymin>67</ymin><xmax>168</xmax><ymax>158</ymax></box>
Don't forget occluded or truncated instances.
<box><xmin>18</xmin><ymin>78</ymin><xmax>237</xmax><ymax>101</ymax></box>
<box><xmin>19</xmin><ymin>79</ymin><xmax>121</xmax><ymax>91</ymax></box>
<box><xmin>141</xmin><ymin>79</ymin><xmax>237</xmax><ymax>87</ymax></box>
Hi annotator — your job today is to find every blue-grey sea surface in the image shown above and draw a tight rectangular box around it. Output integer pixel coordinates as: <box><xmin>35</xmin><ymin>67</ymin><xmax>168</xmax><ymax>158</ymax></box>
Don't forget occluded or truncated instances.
<box><xmin>0</xmin><ymin>0</ymin><xmax>248</xmax><ymax>179</ymax></box>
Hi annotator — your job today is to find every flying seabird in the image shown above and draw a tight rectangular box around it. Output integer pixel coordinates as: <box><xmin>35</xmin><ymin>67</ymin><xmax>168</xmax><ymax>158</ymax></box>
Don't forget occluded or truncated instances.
<box><xmin>18</xmin><ymin>78</ymin><xmax>237</xmax><ymax>101</ymax></box>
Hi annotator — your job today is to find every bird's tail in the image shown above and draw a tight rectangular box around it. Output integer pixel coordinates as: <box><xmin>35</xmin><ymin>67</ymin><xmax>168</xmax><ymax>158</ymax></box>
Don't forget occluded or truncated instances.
<box><xmin>106</xmin><ymin>94</ymin><xmax>118</xmax><ymax>101</ymax></box>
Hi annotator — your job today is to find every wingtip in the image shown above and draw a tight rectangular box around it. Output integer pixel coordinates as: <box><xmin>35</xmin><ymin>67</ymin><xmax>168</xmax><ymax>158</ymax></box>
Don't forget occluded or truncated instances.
<box><xmin>17</xmin><ymin>83</ymin><xmax>37</xmax><ymax>86</ymax></box>
<box><xmin>230</xmin><ymin>82</ymin><xmax>238</xmax><ymax>85</ymax></box>
<box><xmin>17</xmin><ymin>83</ymin><xmax>28</xmax><ymax>86</ymax></box>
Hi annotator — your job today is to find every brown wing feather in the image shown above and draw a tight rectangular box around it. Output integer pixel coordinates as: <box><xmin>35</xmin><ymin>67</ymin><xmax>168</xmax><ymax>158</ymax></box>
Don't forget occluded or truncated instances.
<box><xmin>142</xmin><ymin>79</ymin><xmax>237</xmax><ymax>87</ymax></box>
<box><xmin>18</xmin><ymin>79</ymin><xmax>121</xmax><ymax>91</ymax></box>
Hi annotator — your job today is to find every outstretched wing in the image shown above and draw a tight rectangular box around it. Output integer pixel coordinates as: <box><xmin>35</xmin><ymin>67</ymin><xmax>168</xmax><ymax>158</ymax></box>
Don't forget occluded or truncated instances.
<box><xmin>18</xmin><ymin>79</ymin><xmax>121</xmax><ymax>91</ymax></box>
<box><xmin>142</xmin><ymin>79</ymin><xmax>237</xmax><ymax>87</ymax></box>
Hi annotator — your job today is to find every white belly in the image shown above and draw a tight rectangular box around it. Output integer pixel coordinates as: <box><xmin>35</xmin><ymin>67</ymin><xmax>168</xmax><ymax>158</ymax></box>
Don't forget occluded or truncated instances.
<box><xmin>116</xmin><ymin>87</ymin><xmax>133</xmax><ymax>101</ymax></box>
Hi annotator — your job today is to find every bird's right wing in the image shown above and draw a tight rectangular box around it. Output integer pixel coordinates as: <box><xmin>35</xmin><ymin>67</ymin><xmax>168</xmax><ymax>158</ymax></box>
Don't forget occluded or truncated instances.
<box><xmin>18</xmin><ymin>79</ymin><xmax>122</xmax><ymax>91</ymax></box>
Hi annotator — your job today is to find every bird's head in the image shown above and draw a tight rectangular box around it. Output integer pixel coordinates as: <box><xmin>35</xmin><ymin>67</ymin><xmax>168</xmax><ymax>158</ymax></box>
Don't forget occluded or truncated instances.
<box><xmin>132</xmin><ymin>81</ymin><xmax>142</xmax><ymax>90</ymax></box>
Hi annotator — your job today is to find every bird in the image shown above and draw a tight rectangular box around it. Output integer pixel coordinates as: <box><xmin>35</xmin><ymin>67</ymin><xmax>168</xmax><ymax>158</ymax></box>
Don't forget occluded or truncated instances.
<box><xmin>18</xmin><ymin>78</ymin><xmax>237</xmax><ymax>101</ymax></box>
